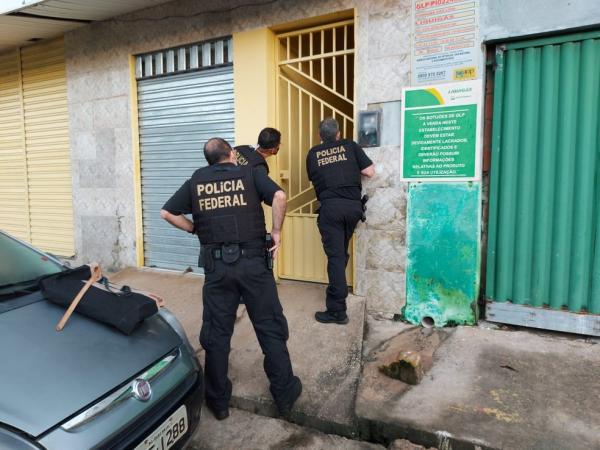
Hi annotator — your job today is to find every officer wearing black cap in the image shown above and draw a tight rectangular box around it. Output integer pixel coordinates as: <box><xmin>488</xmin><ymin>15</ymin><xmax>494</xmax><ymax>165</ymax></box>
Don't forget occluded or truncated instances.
<box><xmin>234</xmin><ymin>127</ymin><xmax>281</xmax><ymax>174</ymax></box>
<box><xmin>160</xmin><ymin>137</ymin><xmax>302</xmax><ymax>420</ymax></box>
<box><xmin>306</xmin><ymin>118</ymin><xmax>375</xmax><ymax>325</ymax></box>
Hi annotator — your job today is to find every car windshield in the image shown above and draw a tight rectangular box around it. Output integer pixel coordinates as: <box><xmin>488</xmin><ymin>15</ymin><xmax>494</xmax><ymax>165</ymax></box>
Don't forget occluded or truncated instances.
<box><xmin>0</xmin><ymin>233</ymin><xmax>62</xmax><ymax>291</ymax></box>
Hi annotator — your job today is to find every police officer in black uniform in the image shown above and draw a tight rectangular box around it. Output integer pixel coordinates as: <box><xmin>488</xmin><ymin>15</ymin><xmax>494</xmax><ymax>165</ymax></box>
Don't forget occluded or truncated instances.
<box><xmin>234</xmin><ymin>127</ymin><xmax>281</xmax><ymax>174</ymax></box>
<box><xmin>306</xmin><ymin>118</ymin><xmax>375</xmax><ymax>324</ymax></box>
<box><xmin>160</xmin><ymin>137</ymin><xmax>302</xmax><ymax>420</ymax></box>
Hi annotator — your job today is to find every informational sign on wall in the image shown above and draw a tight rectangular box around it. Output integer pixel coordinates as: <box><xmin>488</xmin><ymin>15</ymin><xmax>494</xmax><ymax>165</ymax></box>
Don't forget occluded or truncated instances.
<box><xmin>401</xmin><ymin>80</ymin><xmax>481</xmax><ymax>181</ymax></box>
<box><xmin>411</xmin><ymin>0</ymin><xmax>481</xmax><ymax>85</ymax></box>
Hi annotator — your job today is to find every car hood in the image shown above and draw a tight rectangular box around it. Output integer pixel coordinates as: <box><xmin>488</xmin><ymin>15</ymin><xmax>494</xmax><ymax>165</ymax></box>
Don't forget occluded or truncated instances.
<box><xmin>0</xmin><ymin>292</ymin><xmax>182</xmax><ymax>437</ymax></box>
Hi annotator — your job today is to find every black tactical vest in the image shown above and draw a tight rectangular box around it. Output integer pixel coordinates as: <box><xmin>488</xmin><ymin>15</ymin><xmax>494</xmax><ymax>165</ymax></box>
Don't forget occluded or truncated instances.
<box><xmin>306</xmin><ymin>139</ymin><xmax>361</xmax><ymax>198</ymax></box>
<box><xmin>235</xmin><ymin>145</ymin><xmax>269</xmax><ymax>174</ymax></box>
<box><xmin>190</xmin><ymin>164</ymin><xmax>265</xmax><ymax>245</ymax></box>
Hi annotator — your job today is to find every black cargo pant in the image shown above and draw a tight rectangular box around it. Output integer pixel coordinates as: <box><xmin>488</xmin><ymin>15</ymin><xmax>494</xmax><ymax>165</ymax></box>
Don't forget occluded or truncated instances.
<box><xmin>317</xmin><ymin>199</ymin><xmax>364</xmax><ymax>312</ymax></box>
<box><xmin>200</xmin><ymin>251</ymin><xmax>296</xmax><ymax>411</ymax></box>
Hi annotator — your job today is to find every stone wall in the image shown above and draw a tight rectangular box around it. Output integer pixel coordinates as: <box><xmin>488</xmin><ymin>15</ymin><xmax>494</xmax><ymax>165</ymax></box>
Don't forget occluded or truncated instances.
<box><xmin>65</xmin><ymin>0</ymin><xmax>413</xmax><ymax>311</ymax></box>
<box><xmin>354</xmin><ymin>1</ymin><xmax>412</xmax><ymax>313</ymax></box>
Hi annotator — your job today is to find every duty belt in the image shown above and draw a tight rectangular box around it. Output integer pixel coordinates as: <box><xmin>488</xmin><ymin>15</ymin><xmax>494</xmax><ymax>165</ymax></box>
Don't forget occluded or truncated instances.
<box><xmin>211</xmin><ymin>247</ymin><xmax>265</xmax><ymax>260</ymax></box>
<box><xmin>201</xmin><ymin>241</ymin><xmax>266</xmax><ymax>268</ymax></box>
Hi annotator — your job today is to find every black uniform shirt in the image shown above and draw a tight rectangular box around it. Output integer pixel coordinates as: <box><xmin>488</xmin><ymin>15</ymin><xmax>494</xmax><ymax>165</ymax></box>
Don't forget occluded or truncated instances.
<box><xmin>162</xmin><ymin>163</ymin><xmax>282</xmax><ymax>216</ymax></box>
<box><xmin>307</xmin><ymin>140</ymin><xmax>373</xmax><ymax>201</ymax></box>
<box><xmin>234</xmin><ymin>145</ymin><xmax>269</xmax><ymax>174</ymax></box>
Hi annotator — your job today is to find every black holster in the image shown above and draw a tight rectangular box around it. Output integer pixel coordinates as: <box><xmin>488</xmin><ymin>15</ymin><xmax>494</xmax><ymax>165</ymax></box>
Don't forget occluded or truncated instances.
<box><xmin>201</xmin><ymin>247</ymin><xmax>215</xmax><ymax>272</ymax></box>
<box><xmin>360</xmin><ymin>194</ymin><xmax>369</xmax><ymax>222</ymax></box>
<box><xmin>265</xmin><ymin>234</ymin><xmax>273</xmax><ymax>270</ymax></box>
<box><xmin>221</xmin><ymin>243</ymin><xmax>240</xmax><ymax>264</ymax></box>
<box><xmin>202</xmin><ymin>243</ymin><xmax>242</xmax><ymax>270</ymax></box>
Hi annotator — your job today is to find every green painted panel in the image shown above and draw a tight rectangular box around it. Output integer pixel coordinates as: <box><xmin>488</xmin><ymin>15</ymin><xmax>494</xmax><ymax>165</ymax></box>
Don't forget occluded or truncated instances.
<box><xmin>487</xmin><ymin>33</ymin><xmax>600</xmax><ymax>316</ymax></box>
<box><xmin>403</xmin><ymin>183</ymin><xmax>479</xmax><ymax>326</ymax></box>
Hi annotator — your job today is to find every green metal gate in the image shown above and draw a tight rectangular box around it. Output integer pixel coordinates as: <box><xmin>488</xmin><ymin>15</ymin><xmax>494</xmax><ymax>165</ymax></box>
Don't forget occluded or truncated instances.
<box><xmin>486</xmin><ymin>31</ymin><xmax>600</xmax><ymax>336</ymax></box>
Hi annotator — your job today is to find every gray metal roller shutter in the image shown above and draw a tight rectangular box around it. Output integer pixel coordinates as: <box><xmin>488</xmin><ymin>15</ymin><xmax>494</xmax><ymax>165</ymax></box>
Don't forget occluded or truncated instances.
<box><xmin>137</xmin><ymin>66</ymin><xmax>234</xmax><ymax>272</ymax></box>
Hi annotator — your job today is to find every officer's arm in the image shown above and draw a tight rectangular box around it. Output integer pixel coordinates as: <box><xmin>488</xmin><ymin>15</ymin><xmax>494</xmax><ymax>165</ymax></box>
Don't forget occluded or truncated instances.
<box><xmin>361</xmin><ymin>164</ymin><xmax>375</xmax><ymax>178</ymax></box>
<box><xmin>272</xmin><ymin>190</ymin><xmax>286</xmax><ymax>232</ymax></box>
<box><xmin>253</xmin><ymin>168</ymin><xmax>286</xmax><ymax>256</ymax></box>
<box><xmin>160</xmin><ymin>209</ymin><xmax>194</xmax><ymax>233</ymax></box>
<box><xmin>160</xmin><ymin>179</ymin><xmax>194</xmax><ymax>233</ymax></box>
<box><xmin>270</xmin><ymin>190</ymin><xmax>287</xmax><ymax>258</ymax></box>
<box><xmin>352</xmin><ymin>141</ymin><xmax>375</xmax><ymax>178</ymax></box>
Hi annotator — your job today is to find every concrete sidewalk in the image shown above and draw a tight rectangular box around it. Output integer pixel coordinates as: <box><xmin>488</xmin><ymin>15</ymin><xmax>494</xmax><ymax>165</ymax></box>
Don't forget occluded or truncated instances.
<box><xmin>112</xmin><ymin>268</ymin><xmax>600</xmax><ymax>450</ymax></box>
<box><xmin>357</xmin><ymin>316</ymin><xmax>600</xmax><ymax>450</ymax></box>
<box><xmin>111</xmin><ymin>267</ymin><xmax>366</xmax><ymax>437</ymax></box>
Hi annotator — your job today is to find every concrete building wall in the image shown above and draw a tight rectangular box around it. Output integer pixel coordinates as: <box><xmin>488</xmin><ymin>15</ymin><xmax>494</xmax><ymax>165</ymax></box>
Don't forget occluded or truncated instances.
<box><xmin>65</xmin><ymin>0</ymin><xmax>412</xmax><ymax>313</ymax></box>
<box><xmin>65</xmin><ymin>0</ymin><xmax>600</xmax><ymax>311</ymax></box>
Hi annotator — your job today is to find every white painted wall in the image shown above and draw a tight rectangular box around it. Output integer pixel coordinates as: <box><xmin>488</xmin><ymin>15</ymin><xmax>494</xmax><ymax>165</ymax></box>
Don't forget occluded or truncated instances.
<box><xmin>481</xmin><ymin>0</ymin><xmax>600</xmax><ymax>42</ymax></box>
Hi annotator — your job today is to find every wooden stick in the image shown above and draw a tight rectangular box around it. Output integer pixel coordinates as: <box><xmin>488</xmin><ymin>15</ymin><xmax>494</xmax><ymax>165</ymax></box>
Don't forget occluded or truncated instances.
<box><xmin>56</xmin><ymin>263</ymin><xmax>102</xmax><ymax>331</ymax></box>
<box><xmin>144</xmin><ymin>293</ymin><xmax>165</xmax><ymax>308</ymax></box>
<box><xmin>125</xmin><ymin>285</ymin><xmax>165</xmax><ymax>308</ymax></box>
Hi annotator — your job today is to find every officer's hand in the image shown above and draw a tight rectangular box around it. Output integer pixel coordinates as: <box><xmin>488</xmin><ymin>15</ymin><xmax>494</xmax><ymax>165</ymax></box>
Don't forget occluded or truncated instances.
<box><xmin>269</xmin><ymin>229</ymin><xmax>281</xmax><ymax>259</ymax></box>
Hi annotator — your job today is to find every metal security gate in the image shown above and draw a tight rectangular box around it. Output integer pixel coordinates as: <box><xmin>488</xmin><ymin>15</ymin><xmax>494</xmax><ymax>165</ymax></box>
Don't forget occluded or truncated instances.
<box><xmin>486</xmin><ymin>31</ymin><xmax>600</xmax><ymax>336</ymax></box>
<box><xmin>0</xmin><ymin>49</ymin><xmax>28</xmax><ymax>241</ymax></box>
<box><xmin>276</xmin><ymin>20</ymin><xmax>355</xmax><ymax>283</ymax></box>
<box><xmin>136</xmin><ymin>38</ymin><xmax>233</xmax><ymax>272</ymax></box>
<box><xmin>0</xmin><ymin>37</ymin><xmax>74</xmax><ymax>256</ymax></box>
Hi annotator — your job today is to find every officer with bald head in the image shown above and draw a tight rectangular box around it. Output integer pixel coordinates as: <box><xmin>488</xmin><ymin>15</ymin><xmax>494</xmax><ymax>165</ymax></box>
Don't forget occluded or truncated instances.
<box><xmin>160</xmin><ymin>137</ymin><xmax>302</xmax><ymax>421</ymax></box>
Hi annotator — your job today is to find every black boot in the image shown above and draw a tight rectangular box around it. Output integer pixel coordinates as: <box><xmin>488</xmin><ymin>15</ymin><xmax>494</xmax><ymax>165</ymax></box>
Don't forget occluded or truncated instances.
<box><xmin>314</xmin><ymin>310</ymin><xmax>349</xmax><ymax>324</ymax></box>
<box><xmin>276</xmin><ymin>376</ymin><xmax>302</xmax><ymax>418</ymax></box>
<box><xmin>206</xmin><ymin>402</ymin><xmax>230</xmax><ymax>421</ymax></box>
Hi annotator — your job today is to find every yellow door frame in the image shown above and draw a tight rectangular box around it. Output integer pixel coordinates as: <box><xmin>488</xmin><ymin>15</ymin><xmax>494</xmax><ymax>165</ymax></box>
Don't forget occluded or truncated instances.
<box><xmin>273</xmin><ymin>16</ymin><xmax>357</xmax><ymax>285</ymax></box>
<box><xmin>129</xmin><ymin>55</ymin><xmax>145</xmax><ymax>267</ymax></box>
<box><xmin>226</xmin><ymin>11</ymin><xmax>359</xmax><ymax>285</ymax></box>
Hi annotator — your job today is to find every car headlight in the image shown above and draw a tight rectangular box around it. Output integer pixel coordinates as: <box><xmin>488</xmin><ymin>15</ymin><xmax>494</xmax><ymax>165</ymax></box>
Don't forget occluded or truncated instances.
<box><xmin>158</xmin><ymin>308</ymin><xmax>199</xmax><ymax>369</ymax></box>
<box><xmin>0</xmin><ymin>427</ymin><xmax>42</xmax><ymax>450</ymax></box>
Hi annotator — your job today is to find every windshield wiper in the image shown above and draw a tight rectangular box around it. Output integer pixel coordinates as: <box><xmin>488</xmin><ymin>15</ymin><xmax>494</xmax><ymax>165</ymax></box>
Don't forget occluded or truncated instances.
<box><xmin>0</xmin><ymin>287</ymin><xmax>39</xmax><ymax>299</ymax></box>
<box><xmin>0</xmin><ymin>275</ymin><xmax>49</xmax><ymax>290</ymax></box>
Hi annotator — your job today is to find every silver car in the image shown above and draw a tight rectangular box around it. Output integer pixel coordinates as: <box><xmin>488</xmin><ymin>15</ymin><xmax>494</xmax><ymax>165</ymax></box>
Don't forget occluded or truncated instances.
<box><xmin>0</xmin><ymin>231</ymin><xmax>203</xmax><ymax>450</ymax></box>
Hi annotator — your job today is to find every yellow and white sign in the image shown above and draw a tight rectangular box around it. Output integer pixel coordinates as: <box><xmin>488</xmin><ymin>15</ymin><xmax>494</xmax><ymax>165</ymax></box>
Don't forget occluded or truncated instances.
<box><xmin>411</xmin><ymin>0</ymin><xmax>481</xmax><ymax>85</ymax></box>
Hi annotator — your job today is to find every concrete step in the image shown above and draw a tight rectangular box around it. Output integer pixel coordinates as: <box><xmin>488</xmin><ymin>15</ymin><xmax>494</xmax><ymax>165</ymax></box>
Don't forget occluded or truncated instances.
<box><xmin>188</xmin><ymin>407</ymin><xmax>384</xmax><ymax>450</ymax></box>
<box><xmin>227</xmin><ymin>283</ymin><xmax>367</xmax><ymax>439</ymax></box>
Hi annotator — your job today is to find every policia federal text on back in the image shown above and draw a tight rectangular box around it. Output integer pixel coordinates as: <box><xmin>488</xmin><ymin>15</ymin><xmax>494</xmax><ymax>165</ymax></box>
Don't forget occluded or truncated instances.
<box><xmin>160</xmin><ymin>138</ymin><xmax>302</xmax><ymax>421</ymax></box>
<box><xmin>307</xmin><ymin>118</ymin><xmax>375</xmax><ymax>325</ymax></box>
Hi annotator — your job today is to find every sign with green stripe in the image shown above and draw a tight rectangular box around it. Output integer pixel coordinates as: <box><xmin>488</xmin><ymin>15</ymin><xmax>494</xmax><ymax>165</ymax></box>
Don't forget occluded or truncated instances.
<box><xmin>401</xmin><ymin>80</ymin><xmax>482</xmax><ymax>181</ymax></box>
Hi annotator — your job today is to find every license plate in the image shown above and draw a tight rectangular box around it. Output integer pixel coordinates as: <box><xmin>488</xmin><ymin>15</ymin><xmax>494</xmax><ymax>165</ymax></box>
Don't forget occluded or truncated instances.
<box><xmin>134</xmin><ymin>405</ymin><xmax>188</xmax><ymax>450</ymax></box>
